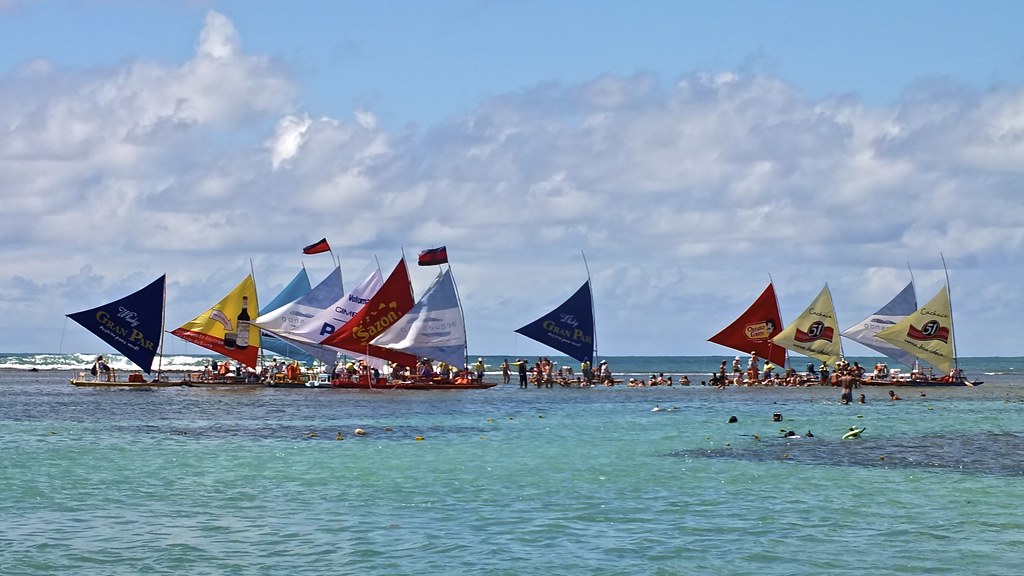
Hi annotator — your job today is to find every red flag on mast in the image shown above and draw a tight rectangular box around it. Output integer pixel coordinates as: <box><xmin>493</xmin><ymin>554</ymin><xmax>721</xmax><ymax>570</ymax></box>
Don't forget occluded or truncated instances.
<box><xmin>418</xmin><ymin>246</ymin><xmax>448</xmax><ymax>266</ymax></box>
<box><xmin>303</xmin><ymin>238</ymin><xmax>331</xmax><ymax>255</ymax></box>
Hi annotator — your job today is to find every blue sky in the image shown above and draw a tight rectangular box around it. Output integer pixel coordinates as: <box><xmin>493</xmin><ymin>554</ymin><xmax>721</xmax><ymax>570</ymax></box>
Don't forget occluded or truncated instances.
<box><xmin>2</xmin><ymin>1</ymin><xmax>1023</xmax><ymax>359</ymax></box>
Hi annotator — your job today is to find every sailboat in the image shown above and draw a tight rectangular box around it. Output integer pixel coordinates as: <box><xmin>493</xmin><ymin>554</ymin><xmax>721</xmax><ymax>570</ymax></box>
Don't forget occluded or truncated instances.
<box><xmin>252</xmin><ymin>266</ymin><xmax>343</xmax><ymax>373</ymax></box>
<box><xmin>67</xmin><ymin>275</ymin><xmax>180</xmax><ymax>387</ymax></box>
<box><xmin>319</xmin><ymin>258</ymin><xmax>420</xmax><ymax>375</ymax></box>
<box><xmin>771</xmin><ymin>284</ymin><xmax>843</xmax><ymax>374</ymax></box>
<box><xmin>872</xmin><ymin>284</ymin><xmax>981</xmax><ymax>386</ymax></box>
<box><xmin>515</xmin><ymin>278</ymin><xmax>596</xmax><ymax>383</ymax></box>
<box><xmin>328</xmin><ymin>254</ymin><xmax>495</xmax><ymax>390</ymax></box>
<box><xmin>708</xmin><ymin>282</ymin><xmax>787</xmax><ymax>369</ymax></box>
<box><xmin>170</xmin><ymin>274</ymin><xmax>261</xmax><ymax>385</ymax></box>
<box><xmin>840</xmin><ymin>281</ymin><xmax>920</xmax><ymax>381</ymax></box>
<box><xmin>259</xmin><ymin>267</ymin><xmax>383</xmax><ymax>387</ymax></box>
<box><xmin>369</xmin><ymin>265</ymin><xmax>494</xmax><ymax>389</ymax></box>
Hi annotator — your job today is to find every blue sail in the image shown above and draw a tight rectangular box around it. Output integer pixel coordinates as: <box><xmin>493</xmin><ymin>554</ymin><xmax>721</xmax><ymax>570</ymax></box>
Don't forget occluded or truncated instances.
<box><xmin>67</xmin><ymin>275</ymin><xmax>165</xmax><ymax>374</ymax></box>
<box><xmin>515</xmin><ymin>280</ymin><xmax>595</xmax><ymax>363</ymax></box>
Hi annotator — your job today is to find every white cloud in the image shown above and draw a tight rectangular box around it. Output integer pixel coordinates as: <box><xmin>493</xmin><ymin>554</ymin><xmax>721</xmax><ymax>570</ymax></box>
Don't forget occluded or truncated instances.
<box><xmin>1</xmin><ymin>11</ymin><xmax>1021</xmax><ymax>357</ymax></box>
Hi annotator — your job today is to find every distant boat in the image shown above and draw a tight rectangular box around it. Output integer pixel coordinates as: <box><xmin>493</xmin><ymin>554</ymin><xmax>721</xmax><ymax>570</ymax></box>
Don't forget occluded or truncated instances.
<box><xmin>840</xmin><ymin>281</ymin><xmax>919</xmax><ymax>370</ymax></box>
<box><xmin>708</xmin><ymin>282</ymin><xmax>787</xmax><ymax>367</ymax></box>
<box><xmin>871</xmin><ymin>283</ymin><xmax>981</xmax><ymax>386</ymax></box>
<box><xmin>326</xmin><ymin>255</ymin><xmax>495</xmax><ymax>390</ymax></box>
<box><xmin>318</xmin><ymin>258</ymin><xmax>420</xmax><ymax>371</ymax></box>
<box><xmin>66</xmin><ymin>275</ymin><xmax>180</xmax><ymax>387</ymax></box>
<box><xmin>516</xmin><ymin>280</ymin><xmax>595</xmax><ymax>363</ymax></box>
<box><xmin>171</xmin><ymin>274</ymin><xmax>261</xmax><ymax>386</ymax></box>
<box><xmin>772</xmin><ymin>284</ymin><xmax>843</xmax><ymax>368</ymax></box>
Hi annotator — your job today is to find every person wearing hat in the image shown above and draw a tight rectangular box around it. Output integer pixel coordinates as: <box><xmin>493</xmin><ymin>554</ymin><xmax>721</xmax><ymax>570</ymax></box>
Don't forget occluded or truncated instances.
<box><xmin>473</xmin><ymin>357</ymin><xmax>486</xmax><ymax>382</ymax></box>
<box><xmin>599</xmin><ymin>360</ymin><xmax>612</xmax><ymax>385</ymax></box>
<box><xmin>517</xmin><ymin>358</ymin><xmax>529</xmax><ymax>388</ymax></box>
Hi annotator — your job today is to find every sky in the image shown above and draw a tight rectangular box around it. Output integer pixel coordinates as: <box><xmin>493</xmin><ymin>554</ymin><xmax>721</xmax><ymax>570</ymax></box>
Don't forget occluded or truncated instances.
<box><xmin>2</xmin><ymin>1</ymin><xmax>1023</xmax><ymax>360</ymax></box>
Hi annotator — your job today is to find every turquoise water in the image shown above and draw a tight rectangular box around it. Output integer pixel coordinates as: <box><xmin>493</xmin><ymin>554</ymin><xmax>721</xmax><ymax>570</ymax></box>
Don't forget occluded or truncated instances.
<box><xmin>1</xmin><ymin>356</ymin><xmax>1022</xmax><ymax>575</ymax></box>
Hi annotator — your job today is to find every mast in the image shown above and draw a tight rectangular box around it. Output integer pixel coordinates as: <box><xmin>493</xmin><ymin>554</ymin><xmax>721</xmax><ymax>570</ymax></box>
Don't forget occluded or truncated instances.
<box><xmin>940</xmin><ymin>253</ymin><xmax>960</xmax><ymax>376</ymax></box>
<box><xmin>581</xmin><ymin>249</ymin><xmax>597</xmax><ymax>365</ymax></box>
<box><xmin>157</xmin><ymin>275</ymin><xmax>166</xmax><ymax>381</ymax></box>
<box><xmin>829</xmin><ymin>283</ymin><xmax>845</xmax><ymax>361</ymax></box>
<box><xmin>249</xmin><ymin>259</ymin><xmax>264</xmax><ymax>372</ymax></box>
<box><xmin>767</xmin><ymin>273</ymin><xmax>787</xmax><ymax>368</ymax></box>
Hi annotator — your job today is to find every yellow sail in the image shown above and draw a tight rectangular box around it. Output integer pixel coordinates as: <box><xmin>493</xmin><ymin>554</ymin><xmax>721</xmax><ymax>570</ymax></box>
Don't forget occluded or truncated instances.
<box><xmin>771</xmin><ymin>284</ymin><xmax>842</xmax><ymax>366</ymax></box>
<box><xmin>171</xmin><ymin>274</ymin><xmax>260</xmax><ymax>368</ymax></box>
<box><xmin>875</xmin><ymin>286</ymin><xmax>954</xmax><ymax>374</ymax></box>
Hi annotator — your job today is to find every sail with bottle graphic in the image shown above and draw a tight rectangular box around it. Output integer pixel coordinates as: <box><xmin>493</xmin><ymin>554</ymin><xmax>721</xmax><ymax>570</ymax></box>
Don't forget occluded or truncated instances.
<box><xmin>320</xmin><ymin>259</ymin><xmax>419</xmax><ymax>367</ymax></box>
<box><xmin>171</xmin><ymin>274</ymin><xmax>260</xmax><ymax>368</ymax></box>
<box><xmin>515</xmin><ymin>280</ymin><xmax>595</xmax><ymax>363</ymax></box>
<box><xmin>66</xmin><ymin>275</ymin><xmax>166</xmax><ymax>374</ymax></box>
<box><xmin>256</xmin><ymin>267</ymin><xmax>335</xmax><ymax>367</ymax></box>
<box><xmin>875</xmin><ymin>286</ymin><xmax>956</xmax><ymax>374</ymax></box>
<box><xmin>840</xmin><ymin>281</ymin><xmax>919</xmax><ymax>368</ymax></box>
<box><xmin>708</xmin><ymin>283</ymin><xmax>787</xmax><ymax>367</ymax></box>
<box><xmin>771</xmin><ymin>284</ymin><xmax>843</xmax><ymax>366</ymax></box>
<box><xmin>372</xmin><ymin>267</ymin><xmax>467</xmax><ymax>368</ymax></box>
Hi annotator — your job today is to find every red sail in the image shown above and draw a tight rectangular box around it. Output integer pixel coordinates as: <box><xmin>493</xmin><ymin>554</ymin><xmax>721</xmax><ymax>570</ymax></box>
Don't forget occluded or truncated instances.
<box><xmin>708</xmin><ymin>283</ymin><xmax>787</xmax><ymax>367</ymax></box>
<box><xmin>320</xmin><ymin>259</ymin><xmax>419</xmax><ymax>368</ymax></box>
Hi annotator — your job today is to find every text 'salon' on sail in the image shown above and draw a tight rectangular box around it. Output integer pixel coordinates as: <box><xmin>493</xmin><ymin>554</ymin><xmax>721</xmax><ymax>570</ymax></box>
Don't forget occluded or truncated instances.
<box><xmin>319</xmin><ymin>259</ymin><xmax>419</xmax><ymax>367</ymax></box>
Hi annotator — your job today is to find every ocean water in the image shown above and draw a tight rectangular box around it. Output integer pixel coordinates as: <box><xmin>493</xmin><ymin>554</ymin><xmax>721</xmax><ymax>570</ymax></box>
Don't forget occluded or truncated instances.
<box><xmin>1</xmin><ymin>354</ymin><xmax>1022</xmax><ymax>575</ymax></box>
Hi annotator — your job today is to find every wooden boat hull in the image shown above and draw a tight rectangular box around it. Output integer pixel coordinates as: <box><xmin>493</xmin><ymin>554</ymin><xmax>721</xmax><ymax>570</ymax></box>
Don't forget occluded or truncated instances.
<box><xmin>329</xmin><ymin>376</ymin><xmax>496</xmax><ymax>390</ymax></box>
<box><xmin>69</xmin><ymin>379</ymin><xmax>185</xmax><ymax>388</ymax></box>
<box><xmin>861</xmin><ymin>378</ymin><xmax>982</xmax><ymax>387</ymax></box>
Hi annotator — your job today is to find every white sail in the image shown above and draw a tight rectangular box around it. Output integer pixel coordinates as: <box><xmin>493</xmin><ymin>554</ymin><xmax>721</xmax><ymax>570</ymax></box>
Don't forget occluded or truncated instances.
<box><xmin>272</xmin><ymin>269</ymin><xmax>383</xmax><ymax>345</ymax></box>
<box><xmin>841</xmin><ymin>281</ymin><xmax>919</xmax><ymax>368</ymax></box>
<box><xmin>771</xmin><ymin>284</ymin><xmax>842</xmax><ymax>366</ymax></box>
<box><xmin>253</xmin><ymin>267</ymin><xmax>343</xmax><ymax>338</ymax></box>
<box><xmin>372</xmin><ymin>268</ymin><xmax>466</xmax><ymax>368</ymax></box>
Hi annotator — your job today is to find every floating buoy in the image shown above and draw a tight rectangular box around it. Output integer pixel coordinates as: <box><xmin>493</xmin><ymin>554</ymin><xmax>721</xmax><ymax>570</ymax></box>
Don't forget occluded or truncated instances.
<box><xmin>415</xmin><ymin>435</ymin><xmax>424</xmax><ymax>441</ymax></box>
<box><xmin>354</xmin><ymin>428</ymin><xmax>366</xmax><ymax>436</ymax></box>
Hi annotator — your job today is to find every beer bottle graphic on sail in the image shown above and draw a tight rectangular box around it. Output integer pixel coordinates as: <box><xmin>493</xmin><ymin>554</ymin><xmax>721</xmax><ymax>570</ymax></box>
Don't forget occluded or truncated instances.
<box><xmin>235</xmin><ymin>296</ymin><xmax>251</xmax><ymax>350</ymax></box>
